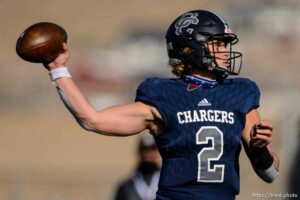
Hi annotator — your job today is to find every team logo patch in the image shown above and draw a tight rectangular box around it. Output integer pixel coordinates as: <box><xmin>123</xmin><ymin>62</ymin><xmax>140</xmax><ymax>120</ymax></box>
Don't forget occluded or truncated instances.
<box><xmin>175</xmin><ymin>12</ymin><xmax>199</xmax><ymax>35</ymax></box>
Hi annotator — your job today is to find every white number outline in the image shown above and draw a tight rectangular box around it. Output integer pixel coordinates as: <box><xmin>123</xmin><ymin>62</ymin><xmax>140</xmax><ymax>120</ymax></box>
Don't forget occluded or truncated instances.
<box><xmin>196</xmin><ymin>126</ymin><xmax>225</xmax><ymax>183</ymax></box>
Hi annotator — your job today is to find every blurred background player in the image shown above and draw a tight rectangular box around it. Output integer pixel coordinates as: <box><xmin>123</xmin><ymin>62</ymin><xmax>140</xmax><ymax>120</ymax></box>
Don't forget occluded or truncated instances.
<box><xmin>43</xmin><ymin>10</ymin><xmax>280</xmax><ymax>199</ymax></box>
<box><xmin>114</xmin><ymin>134</ymin><xmax>161</xmax><ymax>200</ymax></box>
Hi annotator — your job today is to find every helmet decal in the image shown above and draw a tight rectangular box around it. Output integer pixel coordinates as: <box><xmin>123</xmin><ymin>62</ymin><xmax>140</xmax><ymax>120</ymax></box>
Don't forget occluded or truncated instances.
<box><xmin>175</xmin><ymin>12</ymin><xmax>199</xmax><ymax>35</ymax></box>
<box><xmin>225</xmin><ymin>28</ymin><xmax>233</xmax><ymax>34</ymax></box>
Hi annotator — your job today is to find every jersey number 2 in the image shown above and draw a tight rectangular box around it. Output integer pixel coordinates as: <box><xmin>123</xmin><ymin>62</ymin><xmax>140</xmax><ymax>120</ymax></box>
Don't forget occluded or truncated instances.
<box><xmin>196</xmin><ymin>126</ymin><xmax>224</xmax><ymax>182</ymax></box>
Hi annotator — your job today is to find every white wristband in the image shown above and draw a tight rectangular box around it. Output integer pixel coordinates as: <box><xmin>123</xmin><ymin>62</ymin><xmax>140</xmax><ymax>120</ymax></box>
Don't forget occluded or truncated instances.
<box><xmin>49</xmin><ymin>67</ymin><xmax>71</xmax><ymax>82</ymax></box>
<box><xmin>256</xmin><ymin>163</ymin><xmax>279</xmax><ymax>183</ymax></box>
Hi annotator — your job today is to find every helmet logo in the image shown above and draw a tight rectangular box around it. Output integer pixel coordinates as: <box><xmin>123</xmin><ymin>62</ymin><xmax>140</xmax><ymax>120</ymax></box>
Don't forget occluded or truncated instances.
<box><xmin>175</xmin><ymin>12</ymin><xmax>199</xmax><ymax>36</ymax></box>
<box><xmin>225</xmin><ymin>28</ymin><xmax>233</xmax><ymax>33</ymax></box>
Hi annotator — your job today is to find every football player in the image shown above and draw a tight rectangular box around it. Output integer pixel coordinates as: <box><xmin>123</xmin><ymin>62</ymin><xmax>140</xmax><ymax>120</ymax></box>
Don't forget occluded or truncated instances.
<box><xmin>44</xmin><ymin>10</ymin><xmax>279</xmax><ymax>200</ymax></box>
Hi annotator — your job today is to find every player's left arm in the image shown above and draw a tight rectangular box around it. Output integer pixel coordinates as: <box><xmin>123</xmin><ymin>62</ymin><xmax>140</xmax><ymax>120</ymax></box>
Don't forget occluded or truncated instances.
<box><xmin>242</xmin><ymin>108</ymin><xmax>280</xmax><ymax>183</ymax></box>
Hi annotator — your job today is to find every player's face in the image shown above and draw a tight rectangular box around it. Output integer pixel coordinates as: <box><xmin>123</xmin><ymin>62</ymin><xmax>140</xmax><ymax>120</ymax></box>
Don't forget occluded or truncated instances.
<box><xmin>206</xmin><ymin>40</ymin><xmax>229</xmax><ymax>69</ymax></box>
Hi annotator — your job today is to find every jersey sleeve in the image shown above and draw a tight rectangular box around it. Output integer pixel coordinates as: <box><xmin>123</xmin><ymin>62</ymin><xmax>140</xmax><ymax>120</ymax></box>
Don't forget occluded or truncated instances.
<box><xmin>242</xmin><ymin>79</ymin><xmax>260</xmax><ymax>113</ymax></box>
<box><xmin>135</xmin><ymin>79</ymin><xmax>153</xmax><ymax>105</ymax></box>
<box><xmin>135</xmin><ymin>78</ymin><xmax>167</xmax><ymax>124</ymax></box>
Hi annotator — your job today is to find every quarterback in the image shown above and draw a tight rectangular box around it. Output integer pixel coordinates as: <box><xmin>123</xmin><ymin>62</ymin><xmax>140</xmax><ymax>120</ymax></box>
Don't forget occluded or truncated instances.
<box><xmin>43</xmin><ymin>10</ymin><xmax>279</xmax><ymax>200</ymax></box>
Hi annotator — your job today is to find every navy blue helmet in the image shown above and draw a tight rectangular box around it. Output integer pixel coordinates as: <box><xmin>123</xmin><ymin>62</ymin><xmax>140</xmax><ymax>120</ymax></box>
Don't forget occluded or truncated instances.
<box><xmin>165</xmin><ymin>10</ymin><xmax>242</xmax><ymax>80</ymax></box>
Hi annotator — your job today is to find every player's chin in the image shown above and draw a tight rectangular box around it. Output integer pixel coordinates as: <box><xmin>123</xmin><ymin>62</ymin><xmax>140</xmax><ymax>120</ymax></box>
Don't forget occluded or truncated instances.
<box><xmin>217</xmin><ymin>63</ymin><xmax>229</xmax><ymax>70</ymax></box>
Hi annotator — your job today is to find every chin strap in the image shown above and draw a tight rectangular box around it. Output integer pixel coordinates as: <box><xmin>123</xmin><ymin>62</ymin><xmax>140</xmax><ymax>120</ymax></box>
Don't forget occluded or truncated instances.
<box><xmin>212</xmin><ymin>67</ymin><xmax>229</xmax><ymax>82</ymax></box>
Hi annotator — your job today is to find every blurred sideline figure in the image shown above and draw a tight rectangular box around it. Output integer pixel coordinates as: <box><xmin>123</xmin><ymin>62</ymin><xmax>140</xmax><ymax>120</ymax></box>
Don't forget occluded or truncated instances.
<box><xmin>114</xmin><ymin>134</ymin><xmax>161</xmax><ymax>200</ymax></box>
<box><xmin>43</xmin><ymin>10</ymin><xmax>279</xmax><ymax>199</ymax></box>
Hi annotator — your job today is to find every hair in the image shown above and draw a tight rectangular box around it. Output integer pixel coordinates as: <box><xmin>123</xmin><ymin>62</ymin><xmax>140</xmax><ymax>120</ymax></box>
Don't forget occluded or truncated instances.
<box><xmin>168</xmin><ymin>59</ymin><xmax>186</xmax><ymax>77</ymax></box>
<box><xmin>168</xmin><ymin>47</ymin><xmax>192</xmax><ymax>77</ymax></box>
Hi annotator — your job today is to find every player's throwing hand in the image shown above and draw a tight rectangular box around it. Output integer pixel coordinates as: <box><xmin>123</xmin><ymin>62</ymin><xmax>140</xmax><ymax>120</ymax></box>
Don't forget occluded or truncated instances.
<box><xmin>44</xmin><ymin>43</ymin><xmax>69</xmax><ymax>70</ymax></box>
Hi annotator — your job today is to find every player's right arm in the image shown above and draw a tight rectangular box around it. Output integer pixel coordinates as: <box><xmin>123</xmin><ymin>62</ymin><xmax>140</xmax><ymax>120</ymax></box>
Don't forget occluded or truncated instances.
<box><xmin>45</xmin><ymin>43</ymin><xmax>164</xmax><ymax>136</ymax></box>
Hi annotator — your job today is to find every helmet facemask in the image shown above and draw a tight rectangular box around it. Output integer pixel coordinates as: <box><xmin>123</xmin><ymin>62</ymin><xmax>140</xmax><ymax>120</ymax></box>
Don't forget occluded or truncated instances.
<box><xmin>192</xmin><ymin>32</ymin><xmax>242</xmax><ymax>80</ymax></box>
<box><xmin>203</xmin><ymin>34</ymin><xmax>242</xmax><ymax>79</ymax></box>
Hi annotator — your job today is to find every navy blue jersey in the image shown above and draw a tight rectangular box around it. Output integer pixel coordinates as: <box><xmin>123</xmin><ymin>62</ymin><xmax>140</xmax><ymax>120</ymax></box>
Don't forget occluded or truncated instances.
<box><xmin>135</xmin><ymin>77</ymin><xmax>260</xmax><ymax>200</ymax></box>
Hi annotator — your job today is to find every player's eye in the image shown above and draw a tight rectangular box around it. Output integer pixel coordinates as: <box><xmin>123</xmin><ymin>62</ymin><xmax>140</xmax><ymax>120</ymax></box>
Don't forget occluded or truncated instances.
<box><xmin>216</xmin><ymin>41</ymin><xmax>225</xmax><ymax>47</ymax></box>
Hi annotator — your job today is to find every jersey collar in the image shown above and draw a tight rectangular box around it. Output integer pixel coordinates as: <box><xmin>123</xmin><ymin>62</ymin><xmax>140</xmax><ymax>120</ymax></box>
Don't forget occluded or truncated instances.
<box><xmin>183</xmin><ymin>75</ymin><xmax>218</xmax><ymax>91</ymax></box>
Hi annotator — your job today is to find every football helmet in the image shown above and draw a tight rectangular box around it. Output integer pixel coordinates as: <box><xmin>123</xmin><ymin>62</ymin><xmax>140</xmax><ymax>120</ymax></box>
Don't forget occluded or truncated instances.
<box><xmin>165</xmin><ymin>10</ymin><xmax>242</xmax><ymax>80</ymax></box>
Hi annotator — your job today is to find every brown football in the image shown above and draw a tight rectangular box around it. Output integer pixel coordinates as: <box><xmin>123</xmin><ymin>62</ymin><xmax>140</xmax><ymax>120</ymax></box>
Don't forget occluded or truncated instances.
<box><xmin>16</xmin><ymin>22</ymin><xmax>68</xmax><ymax>63</ymax></box>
